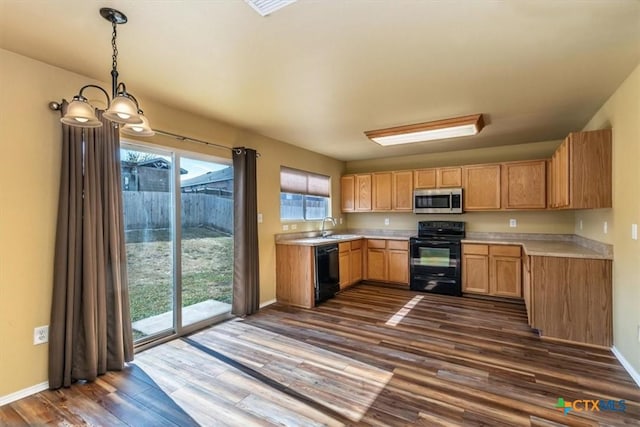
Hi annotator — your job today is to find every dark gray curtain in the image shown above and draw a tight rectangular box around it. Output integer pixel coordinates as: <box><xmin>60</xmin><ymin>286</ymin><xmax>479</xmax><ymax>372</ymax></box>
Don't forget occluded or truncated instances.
<box><xmin>232</xmin><ymin>147</ymin><xmax>260</xmax><ymax>316</ymax></box>
<box><xmin>49</xmin><ymin>102</ymin><xmax>134</xmax><ymax>389</ymax></box>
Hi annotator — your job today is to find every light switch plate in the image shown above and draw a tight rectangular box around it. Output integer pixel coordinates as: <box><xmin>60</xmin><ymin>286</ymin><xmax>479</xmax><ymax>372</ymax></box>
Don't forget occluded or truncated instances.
<box><xmin>384</xmin><ymin>218</ymin><xmax>390</xmax><ymax>226</ymax></box>
<box><xmin>509</xmin><ymin>219</ymin><xmax>517</xmax><ymax>228</ymax></box>
<box><xmin>282</xmin><ymin>224</ymin><xmax>289</xmax><ymax>231</ymax></box>
<box><xmin>603</xmin><ymin>221</ymin><xmax>608</xmax><ymax>234</ymax></box>
<box><xmin>632</xmin><ymin>224</ymin><xmax>638</xmax><ymax>240</ymax></box>
<box><xmin>257</xmin><ymin>213</ymin><xmax>263</xmax><ymax>223</ymax></box>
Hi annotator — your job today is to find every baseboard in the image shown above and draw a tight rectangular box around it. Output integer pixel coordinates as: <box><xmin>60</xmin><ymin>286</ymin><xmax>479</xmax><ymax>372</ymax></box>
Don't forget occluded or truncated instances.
<box><xmin>259</xmin><ymin>299</ymin><xmax>276</xmax><ymax>309</ymax></box>
<box><xmin>0</xmin><ymin>381</ymin><xmax>49</xmax><ymax>407</ymax></box>
<box><xmin>612</xmin><ymin>346</ymin><xmax>640</xmax><ymax>388</ymax></box>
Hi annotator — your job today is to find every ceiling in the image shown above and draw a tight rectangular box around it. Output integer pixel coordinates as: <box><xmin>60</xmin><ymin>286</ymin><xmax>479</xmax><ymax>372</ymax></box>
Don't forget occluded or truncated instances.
<box><xmin>1</xmin><ymin>1</ymin><xmax>639</xmax><ymax>161</ymax></box>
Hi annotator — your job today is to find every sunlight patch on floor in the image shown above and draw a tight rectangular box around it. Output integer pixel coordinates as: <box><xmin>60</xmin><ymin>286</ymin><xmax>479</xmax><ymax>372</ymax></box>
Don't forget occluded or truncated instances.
<box><xmin>385</xmin><ymin>295</ymin><xmax>424</xmax><ymax>326</ymax></box>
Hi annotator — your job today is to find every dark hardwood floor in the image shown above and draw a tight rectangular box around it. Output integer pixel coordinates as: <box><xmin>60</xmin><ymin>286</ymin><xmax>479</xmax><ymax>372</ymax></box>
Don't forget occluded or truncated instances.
<box><xmin>2</xmin><ymin>283</ymin><xmax>639</xmax><ymax>426</ymax></box>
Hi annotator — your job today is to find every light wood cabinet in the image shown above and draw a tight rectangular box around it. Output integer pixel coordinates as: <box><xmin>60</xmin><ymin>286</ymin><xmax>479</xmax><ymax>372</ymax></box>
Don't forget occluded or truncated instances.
<box><xmin>341</xmin><ymin>174</ymin><xmax>372</xmax><ymax>212</ymax></box>
<box><xmin>414</xmin><ymin>168</ymin><xmax>437</xmax><ymax>189</ymax></box>
<box><xmin>339</xmin><ymin>240</ymin><xmax>363</xmax><ymax>289</ymax></box>
<box><xmin>392</xmin><ymin>171</ymin><xmax>413</xmax><ymax>211</ymax></box>
<box><xmin>414</xmin><ymin>167</ymin><xmax>462</xmax><ymax>189</ymax></box>
<box><xmin>437</xmin><ymin>167</ymin><xmax>462</xmax><ymax>188</ymax></box>
<box><xmin>275</xmin><ymin>244</ymin><xmax>315</xmax><ymax>308</ymax></box>
<box><xmin>501</xmin><ymin>160</ymin><xmax>546</xmax><ymax>209</ymax></box>
<box><xmin>529</xmin><ymin>256</ymin><xmax>612</xmax><ymax>347</ymax></box>
<box><xmin>372</xmin><ymin>172</ymin><xmax>392</xmax><ymax>211</ymax></box>
<box><xmin>340</xmin><ymin>175</ymin><xmax>355</xmax><ymax>212</ymax></box>
<box><xmin>462</xmin><ymin>244</ymin><xmax>521</xmax><ymax>298</ymax></box>
<box><xmin>549</xmin><ymin>129</ymin><xmax>612</xmax><ymax>209</ymax></box>
<box><xmin>462</xmin><ymin>164</ymin><xmax>501</xmax><ymax>210</ymax></box>
<box><xmin>366</xmin><ymin>239</ymin><xmax>408</xmax><ymax>285</ymax></box>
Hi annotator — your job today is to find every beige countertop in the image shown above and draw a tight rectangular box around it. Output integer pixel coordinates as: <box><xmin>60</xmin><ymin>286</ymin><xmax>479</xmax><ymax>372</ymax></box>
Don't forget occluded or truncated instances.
<box><xmin>276</xmin><ymin>233</ymin><xmax>410</xmax><ymax>246</ymax></box>
<box><xmin>462</xmin><ymin>236</ymin><xmax>613</xmax><ymax>260</ymax></box>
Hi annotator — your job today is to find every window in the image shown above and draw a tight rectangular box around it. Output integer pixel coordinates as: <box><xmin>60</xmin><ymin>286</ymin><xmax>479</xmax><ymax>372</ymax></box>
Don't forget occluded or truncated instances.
<box><xmin>280</xmin><ymin>167</ymin><xmax>330</xmax><ymax>220</ymax></box>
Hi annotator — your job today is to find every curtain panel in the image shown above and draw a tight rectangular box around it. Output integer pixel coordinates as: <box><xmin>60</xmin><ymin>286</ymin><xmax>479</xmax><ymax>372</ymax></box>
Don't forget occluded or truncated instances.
<box><xmin>231</xmin><ymin>147</ymin><xmax>260</xmax><ymax>316</ymax></box>
<box><xmin>49</xmin><ymin>104</ymin><xmax>133</xmax><ymax>389</ymax></box>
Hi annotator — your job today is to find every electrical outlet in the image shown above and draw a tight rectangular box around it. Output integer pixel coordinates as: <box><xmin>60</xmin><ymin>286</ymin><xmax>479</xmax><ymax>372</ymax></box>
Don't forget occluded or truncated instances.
<box><xmin>384</xmin><ymin>218</ymin><xmax>390</xmax><ymax>226</ymax></box>
<box><xmin>579</xmin><ymin>220</ymin><xmax>583</xmax><ymax>230</ymax></box>
<box><xmin>509</xmin><ymin>219</ymin><xmax>517</xmax><ymax>228</ymax></box>
<box><xmin>34</xmin><ymin>325</ymin><xmax>49</xmax><ymax>345</ymax></box>
<box><xmin>339</xmin><ymin>217</ymin><xmax>343</xmax><ymax>225</ymax></box>
<box><xmin>632</xmin><ymin>224</ymin><xmax>638</xmax><ymax>240</ymax></box>
<box><xmin>603</xmin><ymin>221</ymin><xmax>608</xmax><ymax>234</ymax></box>
<box><xmin>637</xmin><ymin>324</ymin><xmax>640</xmax><ymax>343</ymax></box>
<box><xmin>257</xmin><ymin>213</ymin><xmax>263</xmax><ymax>223</ymax></box>
<box><xmin>282</xmin><ymin>224</ymin><xmax>289</xmax><ymax>231</ymax></box>
<box><xmin>291</xmin><ymin>224</ymin><xmax>297</xmax><ymax>230</ymax></box>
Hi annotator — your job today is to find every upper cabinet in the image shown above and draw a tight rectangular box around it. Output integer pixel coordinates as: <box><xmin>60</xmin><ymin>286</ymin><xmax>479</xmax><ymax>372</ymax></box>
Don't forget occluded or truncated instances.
<box><xmin>463</xmin><ymin>164</ymin><xmax>501</xmax><ymax>210</ymax></box>
<box><xmin>372</xmin><ymin>172</ymin><xmax>392</xmax><ymax>211</ymax></box>
<box><xmin>341</xmin><ymin>174</ymin><xmax>372</xmax><ymax>212</ymax></box>
<box><xmin>342</xmin><ymin>171</ymin><xmax>413</xmax><ymax>212</ymax></box>
<box><xmin>392</xmin><ymin>171</ymin><xmax>413</xmax><ymax>211</ymax></box>
<box><xmin>414</xmin><ymin>167</ymin><xmax>462</xmax><ymax>189</ymax></box>
<box><xmin>437</xmin><ymin>167</ymin><xmax>463</xmax><ymax>188</ymax></box>
<box><xmin>502</xmin><ymin>160</ymin><xmax>547</xmax><ymax>210</ymax></box>
<box><xmin>549</xmin><ymin>129</ymin><xmax>612</xmax><ymax>209</ymax></box>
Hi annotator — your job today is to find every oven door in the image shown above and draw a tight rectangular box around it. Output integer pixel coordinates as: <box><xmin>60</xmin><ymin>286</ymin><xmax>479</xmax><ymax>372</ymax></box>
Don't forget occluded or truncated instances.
<box><xmin>409</xmin><ymin>238</ymin><xmax>461</xmax><ymax>295</ymax></box>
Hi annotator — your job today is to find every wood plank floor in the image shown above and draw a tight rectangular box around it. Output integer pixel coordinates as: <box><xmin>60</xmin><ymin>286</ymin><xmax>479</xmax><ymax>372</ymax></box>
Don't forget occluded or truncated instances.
<box><xmin>2</xmin><ymin>283</ymin><xmax>639</xmax><ymax>426</ymax></box>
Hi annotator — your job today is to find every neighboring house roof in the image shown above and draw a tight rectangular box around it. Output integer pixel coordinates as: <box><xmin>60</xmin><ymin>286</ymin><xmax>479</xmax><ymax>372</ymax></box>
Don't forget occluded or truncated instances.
<box><xmin>181</xmin><ymin>167</ymin><xmax>233</xmax><ymax>188</ymax></box>
<box><xmin>122</xmin><ymin>158</ymin><xmax>188</xmax><ymax>175</ymax></box>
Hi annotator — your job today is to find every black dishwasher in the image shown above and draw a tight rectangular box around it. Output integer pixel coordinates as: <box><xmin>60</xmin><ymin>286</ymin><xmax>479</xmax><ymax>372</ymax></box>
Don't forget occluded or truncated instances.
<box><xmin>315</xmin><ymin>243</ymin><xmax>340</xmax><ymax>305</ymax></box>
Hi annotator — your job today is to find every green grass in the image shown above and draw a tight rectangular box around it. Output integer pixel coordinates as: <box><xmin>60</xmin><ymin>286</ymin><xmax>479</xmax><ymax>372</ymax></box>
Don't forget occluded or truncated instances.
<box><xmin>125</xmin><ymin>227</ymin><xmax>233</xmax><ymax>329</ymax></box>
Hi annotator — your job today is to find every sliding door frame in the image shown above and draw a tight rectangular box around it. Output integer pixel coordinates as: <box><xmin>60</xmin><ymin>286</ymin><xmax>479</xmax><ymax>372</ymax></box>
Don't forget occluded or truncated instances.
<box><xmin>121</xmin><ymin>139</ymin><xmax>234</xmax><ymax>353</ymax></box>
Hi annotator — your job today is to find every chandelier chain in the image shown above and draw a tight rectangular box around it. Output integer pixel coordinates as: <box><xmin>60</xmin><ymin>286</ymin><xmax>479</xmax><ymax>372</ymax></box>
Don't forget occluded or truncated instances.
<box><xmin>111</xmin><ymin>21</ymin><xmax>118</xmax><ymax>73</ymax></box>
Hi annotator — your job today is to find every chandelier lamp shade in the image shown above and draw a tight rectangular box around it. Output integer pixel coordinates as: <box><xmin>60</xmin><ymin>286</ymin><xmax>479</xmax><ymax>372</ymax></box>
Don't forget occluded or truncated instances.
<box><xmin>55</xmin><ymin>8</ymin><xmax>154</xmax><ymax>137</ymax></box>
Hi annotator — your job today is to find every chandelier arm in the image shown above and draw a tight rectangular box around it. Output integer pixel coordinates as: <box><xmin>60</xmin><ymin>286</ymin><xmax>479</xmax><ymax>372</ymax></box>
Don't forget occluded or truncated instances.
<box><xmin>77</xmin><ymin>84</ymin><xmax>111</xmax><ymax>106</ymax></box>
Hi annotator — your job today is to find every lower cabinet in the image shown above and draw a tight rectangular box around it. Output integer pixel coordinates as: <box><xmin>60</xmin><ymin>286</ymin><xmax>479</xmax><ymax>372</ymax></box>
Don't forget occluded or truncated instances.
<box><xmin>339</xmin><ymin>239</ymin><xmax>363</xmax><ymax>289</ymax></box>
<box><xmin>462</xmin><ymin>243</ymin><xmax>522</xmax><ymax>298</ymax></box>
<box><xmin>528</xmin><ymin>256</ymin><xmax>612</xmax><ymax>347</ymax></box>
<box><xmin>365</xmin><ymin>239</ymin><xmax>409</xmax><ymax>285</ymax></box>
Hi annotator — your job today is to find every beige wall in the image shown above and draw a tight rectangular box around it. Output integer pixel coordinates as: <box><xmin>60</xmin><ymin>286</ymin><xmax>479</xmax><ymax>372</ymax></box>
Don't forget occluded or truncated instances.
<box><xmin>345</xmin><ymin>140</ymin><xmax>576</xmax><ymax>235</ymax></box>
<box><xmin>0</xmin><ymin>49</ymin><xmax>345</xmax><ymax>396</ymax></box>
<box><xmin>575</xmin><ymin>63</ymin><xmax>640</xmax><ymax>374</ymax></box>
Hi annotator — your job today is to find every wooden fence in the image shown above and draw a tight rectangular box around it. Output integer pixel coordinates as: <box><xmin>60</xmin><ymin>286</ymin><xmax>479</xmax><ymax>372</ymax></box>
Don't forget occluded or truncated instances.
<box><xmin>123</xmin><ymin>192</ymin><xmax>233</xmax><ymax>233</ymax></box>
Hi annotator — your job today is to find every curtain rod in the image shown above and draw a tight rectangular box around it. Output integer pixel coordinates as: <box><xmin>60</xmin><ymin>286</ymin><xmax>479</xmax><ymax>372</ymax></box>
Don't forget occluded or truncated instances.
<box><xmin>153</xmin><ymin>128</ymin><xmax>260</xmax><ymax>157</ymax></box>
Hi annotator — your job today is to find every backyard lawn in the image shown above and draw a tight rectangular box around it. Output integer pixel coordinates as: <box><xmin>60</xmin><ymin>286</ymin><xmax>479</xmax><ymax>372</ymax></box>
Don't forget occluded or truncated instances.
<box><xmin>125</xmin><ymin>227</ymin><xmax>233</xmax><ymax>329</ymax></box>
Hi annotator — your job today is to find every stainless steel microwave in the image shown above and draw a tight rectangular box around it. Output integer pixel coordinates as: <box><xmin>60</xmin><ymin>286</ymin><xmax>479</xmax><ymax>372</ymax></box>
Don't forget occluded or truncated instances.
<box><xmin>413</xmin><ymin>188</ymin><xmax>463</xmax><ymax>214</ymax></box>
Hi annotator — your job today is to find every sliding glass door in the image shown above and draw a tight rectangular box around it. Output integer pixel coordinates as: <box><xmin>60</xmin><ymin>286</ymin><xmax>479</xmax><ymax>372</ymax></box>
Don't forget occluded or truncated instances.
<box><xmin>121</xmin><ymin>144</ymin><xmax>233</xmax><ymax>345</ymax></box>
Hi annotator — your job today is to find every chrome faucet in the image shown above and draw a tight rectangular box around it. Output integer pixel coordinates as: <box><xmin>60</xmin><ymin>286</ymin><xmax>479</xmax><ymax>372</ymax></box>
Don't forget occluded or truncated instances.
<box><xmin>321</xmin><ymin>217</ymin><xmax>337</xmax><ymax>238</ymax></box>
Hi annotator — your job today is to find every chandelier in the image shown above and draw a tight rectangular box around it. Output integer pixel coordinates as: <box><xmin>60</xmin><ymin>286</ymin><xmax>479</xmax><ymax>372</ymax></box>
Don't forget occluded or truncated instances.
<box><xmin>54</xmin><ymin>8</ymin><xmax>154</xmax><ymax>137</ymax></box>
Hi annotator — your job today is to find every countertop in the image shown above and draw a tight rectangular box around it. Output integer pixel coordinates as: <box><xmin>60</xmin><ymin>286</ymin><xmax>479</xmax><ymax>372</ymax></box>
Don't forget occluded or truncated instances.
<box><xmin>275</xmin><ymin>229</ymin><xmax>412</xmax><ymax>246</ymax></box>
<box><xmin>462</xmin><ymin>234</ymin><xmax>613</xmax><ymax>260</ymax></box>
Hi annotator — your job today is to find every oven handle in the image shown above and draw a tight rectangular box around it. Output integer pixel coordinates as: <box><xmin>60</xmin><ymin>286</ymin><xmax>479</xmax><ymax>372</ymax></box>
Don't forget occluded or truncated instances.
<box><xmin>450</xmin><ymin>193</ymin><xmax>453</xmax><ymax>211</ymax></box>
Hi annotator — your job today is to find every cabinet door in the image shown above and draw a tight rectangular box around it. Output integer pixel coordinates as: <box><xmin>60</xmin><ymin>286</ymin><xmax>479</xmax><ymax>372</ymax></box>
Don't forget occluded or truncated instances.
<box><xmin>340</xmin><ymin>175</ymin><xmax>355</xmax><ymax>212</ymax></box>
<box><xmin>388</xmin><ymin>250</ymin><xmax>408</xmax><ymax>284</ymax></box>
<box><xmin>502</xmin><ymin>160</ymin><xmax>546</xmax><ymax>209</ymax></box>
<box><xmin>462</xmin><ymin>254</ymin><xmax>489</xmax><ymax>294</ymax></box>
<box><xmin>372</xmin><ymin>172</ymin><xmax>392</xmax><ymax>211</ymax></box>
<box><xmin>355</xmin><ymin>174</ymin><xmax>372</xmax><ymax>211</ymax></box>
<box><xmin>351</xmin><ymin>248</ymin><xmax>362</xmax><ymax>283</ymax></box>
<box><xmin>437</xmin><ymin>167</ymin><xmax>462</xmax><ymax>188</ymax></box>
<box><xmin>463</xmin><ymin>164</ymin><xmax>501</xmax><ymax>210</ymax></box>
<box><xmin>366</xmin><ymin>248</ymin><xmax>387</xmax><ymax>281</ymax></box>
<box><xmin>339</xmin><ymin>251</ymin><xmax>350</xmax><ymax>289</ymax></box>
<box><xmin>414</xmin><ymin>169</ymin><xmax>437</xmax><ymax>189</ymax></box>
<box><xmin>392</xmin><ymin>171</ymin><xmax>413</xmax><ymax>211</ymax></box>
<box><xmin>490</xmin><ymin>256</ymin><xmax>522</xmax><ymax>298</ymax></box>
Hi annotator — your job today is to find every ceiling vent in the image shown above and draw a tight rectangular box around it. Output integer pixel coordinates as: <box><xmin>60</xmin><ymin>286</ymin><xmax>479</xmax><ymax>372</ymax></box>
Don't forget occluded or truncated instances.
<box><xmin>244</xmin><ymin>0</ymin><xmax>298</xmax><ymax>16</ymax></box>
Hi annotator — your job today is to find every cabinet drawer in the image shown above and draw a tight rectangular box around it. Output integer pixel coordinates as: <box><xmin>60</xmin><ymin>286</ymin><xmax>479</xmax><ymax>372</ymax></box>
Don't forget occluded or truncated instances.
<box><xmin>367</xmin><ymin>239</ymin><xmax>386</xmax><ymax>249</ymax></box>
<box><xmin>339</xmin><ymin>242</ymin><xmax>350</xmax><ymax>253</ymax></box>
<box><xmin>387</xmin><ymin>240</ymin><xmax>408</xmax><ymax>251</ymax></box>
<box><xmin>489</xmin><ymin>245</ymin><xmax>521</xmax><ymax>257</ymax></box>
<box><xmin>463</xmin><ymin>244</ymin><xmax>489</xmax><ymax>255</ymax></box>
<box><xmin>350</xmin><ymin>239</ymin><xmax>362</xmax><ymax>250</ymax></box>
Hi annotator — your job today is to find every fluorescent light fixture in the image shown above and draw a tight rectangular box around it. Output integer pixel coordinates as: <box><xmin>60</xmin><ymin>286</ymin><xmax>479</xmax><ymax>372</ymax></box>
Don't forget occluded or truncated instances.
<box><xmin>365</xmin><ymin>114</ymin><xmax>485</xmax><ymax>146</ymax></box>
<box><xmin>245</xmin><ymin>0</ymin><xmax>298</xmax><ymax>16</ymax></box>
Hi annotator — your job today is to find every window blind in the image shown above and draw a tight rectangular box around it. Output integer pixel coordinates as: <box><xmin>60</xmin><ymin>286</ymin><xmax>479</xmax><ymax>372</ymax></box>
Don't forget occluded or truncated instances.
<box><xmin>280</xmin><ymin>167</ymin><xmax>330</xmax><ymax>197</ymax></box>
